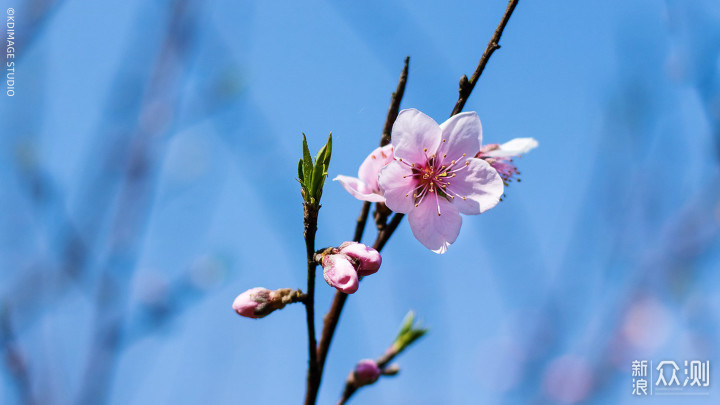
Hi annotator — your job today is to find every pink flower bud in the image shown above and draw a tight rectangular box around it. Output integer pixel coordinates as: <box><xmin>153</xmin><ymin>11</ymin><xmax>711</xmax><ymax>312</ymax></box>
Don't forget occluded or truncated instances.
<box><xmin>339</xmin><ymin>242</ymin><xmax>382</xmax><ymax>276</ymax></box>
<box><xmin>322</xmin><ymin>254</ymin><xmax>359</xmax><ymax>294</ymax></box>
<box><xmin>353</xmin><ymin>359</ymin><xmax>380</xmax><ymax>386</ymax></box>
<box><xmin>232</xmin><ymin>287</ymin><xmax>271</xmax><ymax>318</ymax></box>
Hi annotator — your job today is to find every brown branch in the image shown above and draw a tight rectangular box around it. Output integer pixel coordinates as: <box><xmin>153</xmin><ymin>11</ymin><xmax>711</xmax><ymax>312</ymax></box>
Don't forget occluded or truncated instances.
<box><xmin>308</xmin><ymin>58</ymin><xmax>411</xmax><ymax>404</ymax></box>
<box><xmin>336</xmin><ymin>2</ymin><xmax>521</xmax><ymax>404</ymax></box>
<box><xmin>380</xmin><ymin>56</ymin><xmax>410</xmax><ymax>147</ymax></box>
<box><xmin>303</xmin><ymin>204</ymin><xmax>321</xmax><ymax>405</ymax></box>
<box><xmin>337</xmin><ymin>344</ymin><xmax>403</xmax><ymax>405</ymax></box>
<box><xmin>451</xmin><ymin>0</ymin><xmax>519</xmax><ymax>117</ymax></box>
<box><xmin>352</xmin><ymin>202</ymin><xmax>371</xmax><ymax>243</ymax></box>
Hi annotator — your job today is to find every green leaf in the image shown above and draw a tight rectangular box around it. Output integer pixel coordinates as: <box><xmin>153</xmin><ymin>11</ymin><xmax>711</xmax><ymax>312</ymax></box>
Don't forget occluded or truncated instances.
<box><xmin>397</xmin><ymin>311</ymin><xmax>415</xmax><ymax>339</ymax></box>
<box><xmin>323</xmin><ymin>133</ymin><xmax>333</xmax><ymax>167</ymax></box>
<box><xmin>297</xmin><ymin>158</ymin><xmax>305</xmax><ymax>183</ymax></box>
<box><xmin>301</xmin><ymin>133</ymin><xmax>314</xmax><ymax>200</ymax></box>
<box><xmin>315</xmin><ymin>145</ymin><xmax>327</xmax><ymax>169</ymax></box>
<box><xmin>393</xmin><ymin>311</ymin><xmax>427</xmax><ymax>354</ymax></box>
<box><xmin>310</xmin><ymin>133</ymin><xmax>333</xmax><ymax>202</ymax></box>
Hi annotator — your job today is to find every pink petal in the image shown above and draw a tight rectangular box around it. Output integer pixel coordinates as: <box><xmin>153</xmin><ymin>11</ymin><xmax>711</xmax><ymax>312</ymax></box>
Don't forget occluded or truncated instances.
<box><xmin>391</xmin><ymin>109</ymin><xmax>442</xmax><ymax>163</ymax></box>
<box><xmin>322</xmin><ymin>254</ymin><xmax>359</xmax><ymax>294</ymax></box>
<box><xmin>339</xmin><ymin>242</ymin><xmax>382</xmax><ymax>276</ymax></box>
<box><xmin>357</xmin><ymin>144</ymin><xmax>394</xmax><ymax>192</ymax></box>
<box><xmin>333</xmin><ymin>175</ymin><xmax>386</xmax><ymax>203</ymax></box>
<box><xmin>377</xmin><ymin>161</ymin><xmax>417</xmax><ymax>213</ymax></box>
<box><xmin>438</xmin><ymin>112</ymin><xmax>482</xmax><ymax>161</ymax></box>
<box><xmin>449</xmin><ymin>158</ymin><xmax>504</xmax><ymax>215</ymax></box>
<box><xmin>483</xmin><ymin>137</ymin><xmax>538</xmax><ymax>158</ymax></box>
<box><xmin>354</xmin><ymin>359</ymin><xmax>381</xmax><ymax>385</ymax></box>
<box><xmin>408</xmin><ymin>196</ymin><xmax>462</xmax><ymax>254</ymax></box>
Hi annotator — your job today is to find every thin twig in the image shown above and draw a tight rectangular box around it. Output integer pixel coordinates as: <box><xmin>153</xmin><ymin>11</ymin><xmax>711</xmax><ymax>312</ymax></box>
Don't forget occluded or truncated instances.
<box><xmin>373</xmin><ymin>213</ymin><xmax>405</xmax><ymax>251</ymax></box>
<box><xmin>311</xmin><ymin>59</ymin><xmax>411</xmax><ymax>401</ymax></box>
<box><xmin>337</xmin><ymin>342</ymin><xmax>405</xmax><ymax>405</ymax></box>
<box><xmin>381</xmin><ymin>56</ymin><xmax>410</xmax><ymax>147</ymax></box>
<box><xmin>303</xmin><ymin>204</ymin><xmax>321</xmax><ymax>405</ymax></box>
<box><xmin>451</xmin><ymin>0</ymin><xmax>519</xmax><ymax>117</ymax></box>
<box><xmin>335</xmin><ymin>2</ymin><xmax>521</xmax><ymax>403</ymax></box>
<box><xmin>353</xmin><ymin>202</ymin><xmax>371</xmax><ymax>243</ymax></box>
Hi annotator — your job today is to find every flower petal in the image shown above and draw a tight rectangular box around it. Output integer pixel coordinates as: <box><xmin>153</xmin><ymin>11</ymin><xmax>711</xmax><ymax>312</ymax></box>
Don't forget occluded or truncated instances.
<box><xmin>449</xmin><ymin>158</ymin><xmax>504</xmax><ymax>215</ymax></box>
<box><xmin>408</xmin><ymin>197</ymin><xmax>462</xmax><ymax>254</ymax></box>
<box><xmin>391</xmin><ymin>109</ymin><xmax>442</xmax><ymax>163</ymax></box>
<box><xmin>322</xmin><ymin>254</ymin><xmax>359</xmax><ymax>294</ymax></box>
<box><xmin>438</xmin><ymin>112</ymin><xmax>482</xmax><ymax>161</ymax></box>
<box><xmin>334</xmin><ymin>175</ymin><xmax>386</xmax><ymax>203</ymax></box>
<box><xmin>357</xmin><ymin>144</ymin><xmax>394</xmax><ymax>192</ymax></box>
<box><xmin>483</xmin><ymin>137</ymin><xmax>538</xmax><ymax>158</ymax></box>
<box><xmin>377</xmin><ymin>161</ymin><xmax>417</xmax><ymax>213</ymax></box>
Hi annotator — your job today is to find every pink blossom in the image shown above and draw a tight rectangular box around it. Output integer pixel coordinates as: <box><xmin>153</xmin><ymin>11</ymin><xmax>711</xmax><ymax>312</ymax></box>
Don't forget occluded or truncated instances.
<box><xmin>334</xmin><ymin>144</ymin><xmax>394</xmax><ymax>202</ymax></box>
<box><xmin>322</xmin><ymin>254</ymin><xmax>359</xmax><ymax>294</ymax></box>
<box><xmin>476</xmin><ymin>137</ymin><xmax>538</xmax><ymax>183</ymax></box>
<box><xmin>232</xmin><ymin>287</ymin><xmax>271</xmax><ymax>318</ymax></box>
<box><xmin>378</xmin><ymin>109</ymin><xmax>504</xmax><ymax>253</ymax></box>
<box><xmin>353</xmin><ymin>359</ymin><xmax>381</xmax><ymax>386</ymax></box>
<box><xmin>339</xmin><ymin>242</ymin><xmax>381</xmax><ymax>276</ymax></box>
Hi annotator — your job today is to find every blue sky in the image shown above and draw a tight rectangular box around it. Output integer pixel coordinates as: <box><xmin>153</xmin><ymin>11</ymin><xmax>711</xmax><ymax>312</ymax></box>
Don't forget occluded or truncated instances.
<box><xmin>1</xmin><ymin>0</ymin><xmax>719</xmax><ymax>404</ymax></box>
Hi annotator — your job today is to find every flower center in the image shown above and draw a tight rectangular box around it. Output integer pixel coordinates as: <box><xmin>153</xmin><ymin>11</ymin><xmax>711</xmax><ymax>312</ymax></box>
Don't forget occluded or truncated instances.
<box><xmin>398</xmin><ymin>146</ymin><xmax>470</xmax><ymax>216</ymax></box>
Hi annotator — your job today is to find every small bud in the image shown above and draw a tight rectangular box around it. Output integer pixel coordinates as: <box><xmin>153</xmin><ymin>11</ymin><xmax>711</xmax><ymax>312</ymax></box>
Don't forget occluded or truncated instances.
<box><xmin>232</xmin><ymin>287</ymin><xmax>271</xmax><ymax>318</ymax></box>
<box><xmin>232</xmin><ymin>287</ymin><xmax>304</xmax><ymax>319</ymax></box>
<box><xmin>322</xmin><ymin>254</ymin><xmax>359</xmax><ymax>294</ymax></box>
<box><xmin>339</xmin><ymin>242</ymin><xmax>382</xmax><ymax>276</ymax></box>
<box><xmin>353</xmin><ymin>359</ymin><xmax>381</xmax><ymax>386</ymax></box>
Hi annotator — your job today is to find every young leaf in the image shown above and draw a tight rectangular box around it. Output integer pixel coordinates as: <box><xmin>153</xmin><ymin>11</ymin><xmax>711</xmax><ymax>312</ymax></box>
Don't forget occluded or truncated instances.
<box><xmin>310</xmin><ymin>133</ymin><xmax>333</xmax><ymax>200</ymax></box>
<box><xmin>301</xmin><ymin>133</ymin><xmax>314</xmax><ymax>199</ymax></box>
<box><xmin>323</xmin><ymin>133</ymin><xmax>332</xmax><ymax>168</ymax></box>
<box><xmin>298</xmin><ymin>158</ymin><xmax>305</xmax><ymax>183</ymax></box>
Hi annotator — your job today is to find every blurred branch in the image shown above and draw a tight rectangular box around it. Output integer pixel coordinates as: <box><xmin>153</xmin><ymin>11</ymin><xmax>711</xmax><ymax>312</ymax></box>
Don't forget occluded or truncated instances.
<box><xmin>76</xmin><ymin>1</ymin><xmax>200</xmax><ymax>404</ymax></box>
<box><xmin>0</xmin><ymin>304</ymin><xmax>35</xmax><ymax>405</ymax></box>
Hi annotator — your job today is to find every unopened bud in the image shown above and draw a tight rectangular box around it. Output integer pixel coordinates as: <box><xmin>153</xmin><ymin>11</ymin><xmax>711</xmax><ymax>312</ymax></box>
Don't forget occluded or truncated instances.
<box><xmin>353</xmin><ymin>359</ymin><xmax>381</xmax><ymax>386</ymax></box>
<box><xmin>339</xmin><ymin>242</ymin><xmax>382</xmax><ymax>276</ymax></box>
<box><xmin>232</xmin><ymin>287</ymin><xmax>303</xmax><ymax>319</ymax></box>
<box><xmin>322</xmin><ymin>254</ymin><xmax>359</xmax><ymax>294</ymax></box>
<box><xmin>232</xmin><ymin>287</ymin><xmax>271</xmax><ymax>318</ymax></box>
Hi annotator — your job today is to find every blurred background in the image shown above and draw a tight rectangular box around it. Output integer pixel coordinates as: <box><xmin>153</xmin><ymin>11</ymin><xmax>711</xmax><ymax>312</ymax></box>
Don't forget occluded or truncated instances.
<box><xmin>1</xmin><ymin>0</ymin><xmax>720</xmax><ymax>404</ymax></box>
